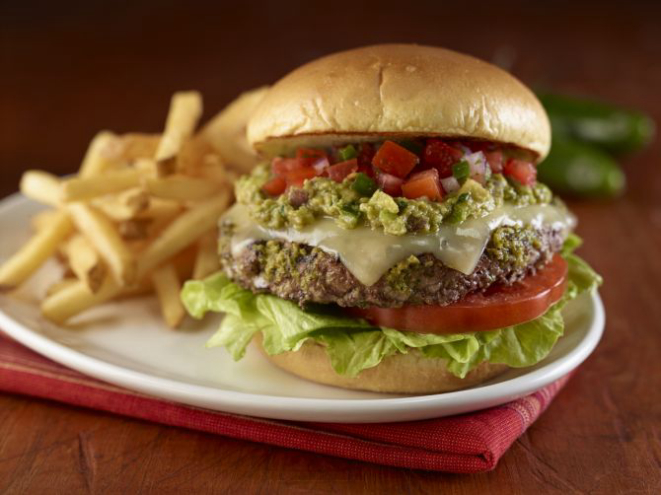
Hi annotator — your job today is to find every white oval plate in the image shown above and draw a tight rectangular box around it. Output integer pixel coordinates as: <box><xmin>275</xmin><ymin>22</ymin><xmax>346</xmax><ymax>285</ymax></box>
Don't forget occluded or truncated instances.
<box><xmin>0</xmin><ymin>194</ymin><xmax>605</xmax><ymax>423</ymax></box>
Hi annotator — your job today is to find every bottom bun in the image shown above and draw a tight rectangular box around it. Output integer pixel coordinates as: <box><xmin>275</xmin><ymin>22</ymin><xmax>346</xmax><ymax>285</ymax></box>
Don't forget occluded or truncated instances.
<box><xmin>255</xmin><ymin>334</ymin><xmax>508</xmax><ymax>394</ymax></box>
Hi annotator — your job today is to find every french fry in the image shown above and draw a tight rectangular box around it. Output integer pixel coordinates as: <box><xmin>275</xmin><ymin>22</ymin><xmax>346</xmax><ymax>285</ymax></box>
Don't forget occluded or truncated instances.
<box><xmin>202</xmin><ymin>86</ymin><xmax>268</xmax><ymax>173</ymax></box>
<box><xmin>134</xmin><ymin>158</ymin><xmax>176</xmax><ymax>178</ymax></box>
<box><xmin>31</xmin><ymin>209</ymin><xmax>60</xmax><ymax>232</ymax></box>
<box><xmin>155</xmin><ymin>91</ymin><xmax>203</xmax><ymax>169</ymax></box>
<box><xmin>119</xmin><ymin>133</ymin><xmax>161</xmax><ymax>161</ymax></box>
<box><xmin>151</xmin><ymin>263</ymin><xmax>185</xmax><ymax>328</ymax></box>
<box><xmin>61</xmin><ymin>168</ymin><xmax>142</xmax><ymax>202</ymax></box>
<box><xmin>41</xmin><ymin>276</ymin><xmax>122</xmax><ymax>324</ymax></box>
<box><xmin>45</xmin><ymin>278</ymin><xmax>78</xmax><ymax>297</ymax></box>
<box><xmin>138</xmin><ymin>198</ymin><xmax>182</xmax><ymax>221</ymax></box>
<box><xmin>0</xmin><ymin>211</ymin><xmax>73</xmax><ymax>288</ymax></box>
<box><xmin>137</xmin><ymin>192</ymin><xmax>231</xmax><ymax>278</ymax></box>
<box><xmin>92</xmin><ymin>187</ymin><xmax>150</xmax><ymax>221</ymax></box>
<box><xmin>19</xmin><ymin>171</ymin><xmax>62</xmax><ymax>207</ymax></box>
<box><xmin>145</xmin><ymin>175</ymin><xmax>220</xmax><ymax>201</ymax></box>
<box><xmin>193</xmin><ymin>153</ymin><xmax>233</xmax><ymax>185</ymax></box>
<box><xmin>118</xmin><ymin>218</ymin><xmax>152</xmax><ymax>240</ymax></box>
<box><xmin>79</xmin><ymin>131</ymin><xmax>122</xmax><ymax>178</ymax></box>
<box><xmin>177</xmin><ymin>136</ymin><xmax>215</xmax><ymax>175</ymax></box>
<box><xmin>67</xmin><ymin>203</ymin><xmax>136</xmax><ymax>285</ymax></box>
<box><xmin>65</xmin><ymin>234</ymin><xmax>106</xmax><ymax>292</ymax></box>
<box><xmin>193</xmin><ymin>231</ymin><xmax>220</xmax><ymax>279</ymax></box>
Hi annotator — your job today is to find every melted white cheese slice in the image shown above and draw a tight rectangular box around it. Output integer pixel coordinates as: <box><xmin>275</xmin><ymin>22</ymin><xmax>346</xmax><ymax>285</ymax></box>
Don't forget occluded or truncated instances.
<box><xmin>224</xmin><ymin>203</ymin><xmax>575</xmax><ymax>286</ymax></box>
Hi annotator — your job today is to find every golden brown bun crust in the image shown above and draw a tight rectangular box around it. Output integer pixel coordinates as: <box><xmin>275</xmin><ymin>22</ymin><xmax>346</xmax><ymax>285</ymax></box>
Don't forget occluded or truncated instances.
<box><xmin>255</xmin><ymin>335</ymin><xmax>508</xmax><ymax>394</ymax></box>
<box><xmin>248</xmin><ymin>44</ymin><xmax>551</xmax><ymax>161</ymax></box>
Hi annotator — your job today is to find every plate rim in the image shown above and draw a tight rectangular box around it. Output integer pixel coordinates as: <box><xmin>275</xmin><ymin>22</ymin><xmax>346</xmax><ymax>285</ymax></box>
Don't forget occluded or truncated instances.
<box><xmin>0</xmin><ymin>192</ymin><xmax>606</xmax><ymax>422</ymax></box>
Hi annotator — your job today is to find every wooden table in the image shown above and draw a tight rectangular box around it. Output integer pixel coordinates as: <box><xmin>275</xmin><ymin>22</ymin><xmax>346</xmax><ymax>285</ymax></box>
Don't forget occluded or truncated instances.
<box><xmin>1</xmin><ymin>1</ymin><xmax>660</xmax><ymax>492</ymax></box>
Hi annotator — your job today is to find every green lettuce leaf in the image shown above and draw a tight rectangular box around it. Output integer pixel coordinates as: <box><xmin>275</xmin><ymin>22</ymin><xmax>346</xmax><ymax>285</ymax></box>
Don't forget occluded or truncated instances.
<box><xmin>181</xmin><ymin>237</ymin><xmax>602</xmax><ymax>379</ymax></box>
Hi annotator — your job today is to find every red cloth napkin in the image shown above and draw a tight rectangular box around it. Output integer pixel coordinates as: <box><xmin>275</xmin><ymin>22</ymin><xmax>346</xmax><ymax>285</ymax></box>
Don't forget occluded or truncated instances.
<box><xmin>0</xmin><ymin>333</ymin><xmax>570</xmax><ymax>473</ymax></box>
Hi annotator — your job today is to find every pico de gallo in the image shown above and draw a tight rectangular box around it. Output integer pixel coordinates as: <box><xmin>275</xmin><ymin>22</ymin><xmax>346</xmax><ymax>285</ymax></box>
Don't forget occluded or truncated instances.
<box><xmin>236</xmin><ymin>138</ymin><xmax>555</xmax><ymax>235</ymax></box>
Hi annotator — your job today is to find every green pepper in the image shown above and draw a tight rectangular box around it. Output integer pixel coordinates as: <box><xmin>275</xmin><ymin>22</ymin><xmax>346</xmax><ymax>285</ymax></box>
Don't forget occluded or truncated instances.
<box><xmin>351</xmin><ymin>173</ymin><xmax>377</xmax><ymax>196</ymax></box>
<box><xmin>538</xmin><ymin>92</ymin><xmax>655</xmax><ymax>155</ymax></box>
<box><xmin>452</xmin><ymin>160</ymin><xmax>470</xmax><ymax>183</ymax></box>
<box><xmin>338</xmin><ymin>144</ymin><xmax>358</xmax><ymax>161</ymax></box>
<box><xmin>537</xmin><ymin>138</ymin><xmax>626</xmax><ymax>198</ymax></box>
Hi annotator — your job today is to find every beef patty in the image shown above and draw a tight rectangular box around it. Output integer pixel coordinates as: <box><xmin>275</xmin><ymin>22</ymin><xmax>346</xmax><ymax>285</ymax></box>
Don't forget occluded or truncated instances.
<box><xmin>219</xmin><ymin>224</ymin><xmax>565</xmax><ymax>308</ymax></box>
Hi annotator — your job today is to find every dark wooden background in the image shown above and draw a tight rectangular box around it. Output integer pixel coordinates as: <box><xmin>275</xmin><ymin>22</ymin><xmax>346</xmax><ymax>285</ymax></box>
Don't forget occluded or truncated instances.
<box><xmin>1</xmin><ymin>0</ymin><xmax>660</xmax><ymax>492</ymax></box>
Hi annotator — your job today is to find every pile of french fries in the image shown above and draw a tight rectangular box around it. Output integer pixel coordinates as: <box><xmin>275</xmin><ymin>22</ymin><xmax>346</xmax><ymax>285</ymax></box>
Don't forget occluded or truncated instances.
<box><xmin>0</xmin><ymin>91</ymin><xmax>237</xmax><ymax>328</ymax></box>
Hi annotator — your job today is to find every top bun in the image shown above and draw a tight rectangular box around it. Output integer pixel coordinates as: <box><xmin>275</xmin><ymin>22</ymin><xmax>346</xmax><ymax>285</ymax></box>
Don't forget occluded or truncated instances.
<box><xmin>248</xmin><ymin>44</ymin><xmax>551</xmax><ymax>161</ymax></box>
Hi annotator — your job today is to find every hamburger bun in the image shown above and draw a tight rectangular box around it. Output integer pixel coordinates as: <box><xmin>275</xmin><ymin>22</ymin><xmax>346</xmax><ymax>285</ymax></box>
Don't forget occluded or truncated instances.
<box><xmin>255</xmin><ymin>334</ymin><xmax>508</xmax><ymax>394</ymax></box>
<box><xmin>248</xmin><ymin>44</ymin><xmax>550</xmax><ymax>161</ymax></box>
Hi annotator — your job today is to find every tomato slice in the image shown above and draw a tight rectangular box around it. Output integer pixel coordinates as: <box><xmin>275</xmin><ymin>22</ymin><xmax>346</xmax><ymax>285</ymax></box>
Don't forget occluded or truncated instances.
<box><xmin>372</xmin><ymin>141</ymin><xmax>419</xmax><ymax>178</ymax></box>
<box><xmin>401</xmin><ymin>168</ymin><xmax>443</xmax><ymax>201</ymax></box>
<box><xmin>262</xmin><ymin>176</ymin><xmax>287</xmax><ymax>196</ymax></box>
<box><xmin>349</xmin><ymin>255</ymin><xmax>568</xmax><ymax>334</ymax></box>
<box><xmin>503</xmin><ymin>158</ymin><xmax>537</xmax><ymax>186</ymax></box>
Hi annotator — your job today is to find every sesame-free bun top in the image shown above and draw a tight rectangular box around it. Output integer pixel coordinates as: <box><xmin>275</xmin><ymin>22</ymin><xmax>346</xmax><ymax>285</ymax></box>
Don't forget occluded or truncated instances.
<box><xmin>247</xmin><ymin>44</ymin><xmax>551</xmax><ymax>161</ymax></box>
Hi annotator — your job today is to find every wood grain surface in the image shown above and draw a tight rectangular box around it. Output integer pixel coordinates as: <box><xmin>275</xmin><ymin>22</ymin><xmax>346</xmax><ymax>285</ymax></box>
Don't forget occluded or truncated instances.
<box><xmin>1</xmin><ymin>1</ymin><xmax>660</xmax><ymax>492</ymax></box>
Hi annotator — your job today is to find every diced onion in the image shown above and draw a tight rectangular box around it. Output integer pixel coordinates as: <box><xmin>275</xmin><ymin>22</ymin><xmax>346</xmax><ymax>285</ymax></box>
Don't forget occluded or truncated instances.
<box><xmin>440</xmin><ymin>176</ymin><xmax>460</xmax><ymax>193</ymax></box>
<box><xmin>465</xmin><ymin>151</ymin><xmax>487</xmax><ymax>183</ymax></box>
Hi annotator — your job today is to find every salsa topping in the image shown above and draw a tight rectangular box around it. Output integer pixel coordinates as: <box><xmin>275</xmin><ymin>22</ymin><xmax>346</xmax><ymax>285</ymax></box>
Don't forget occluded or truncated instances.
<box><xmin>236</xmin><ymin>138</ymin><xmax>554</xmax><ymax>235</ymax></box>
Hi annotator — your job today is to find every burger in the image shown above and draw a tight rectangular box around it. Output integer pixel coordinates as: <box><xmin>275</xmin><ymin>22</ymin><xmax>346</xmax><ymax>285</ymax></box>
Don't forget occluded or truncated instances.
<box><xmin>182</xmin><ymin>44</ymin><xmax>601</xmax><ymax>394</ymax></box>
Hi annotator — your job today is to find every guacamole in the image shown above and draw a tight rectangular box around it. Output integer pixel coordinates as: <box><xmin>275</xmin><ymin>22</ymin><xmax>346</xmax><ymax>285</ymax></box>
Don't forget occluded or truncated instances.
<box><xmin>235</xmin><ymin>163</ymin><xmax>554</xmax><ymax>235</ymax></box>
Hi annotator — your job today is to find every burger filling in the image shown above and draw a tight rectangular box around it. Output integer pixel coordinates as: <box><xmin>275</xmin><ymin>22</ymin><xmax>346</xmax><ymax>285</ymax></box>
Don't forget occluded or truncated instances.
<box><xmin>181</xmin><ymin>138</ymin><xmax>602</xmax><ymax>381</ymax></box>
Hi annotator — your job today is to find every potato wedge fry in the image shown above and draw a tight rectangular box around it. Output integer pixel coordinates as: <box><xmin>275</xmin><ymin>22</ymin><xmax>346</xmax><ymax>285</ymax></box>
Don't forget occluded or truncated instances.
<box><xmin>45</xmin><ymin>278</ymin><xmax>78</xmax><ymax>297</ymax></box>
<box><xmin>41</xmin><ymin>276</ymin><xmax>122</xmax><ymax>324</ymax></box>
<box><xmin>202</xmin><ymin>86</ymin><xmax>268</xmax><ymax>173</ymax></box>
<box><xmin>151</xmin><ymin>263</ymin><xmax>185</xmax><ymax>328</ymax></box>
<box><xmin>155</xmin><ymin>91</ymin><xmax>203</xmax><ymax>167</ymax></box>
<box><xmin>65</xmin><ymin>234</ymin><xmax>106</xmax><ymax>292</ymax></box>
<box><xmin>20</xmin><ymin>170</ymin><xmax>62</xmax><ymax>207</ymax></box>
<box><xmin>61</xmin><ymin>168</ymin><xmax>142</xmax><ymax>202</ymax></box>
<box><xmin>67</xmin><ymin>203</ymin><xmax>136</xmax><ymax>285</ymax></box>
<box><xmin>31</xmin><ymin>209</ymin><xmax>60</xmax><ymax>232</ymax></box>
<box><xmin>79</xmin><ymin>131</ymin><xmax>122</xmax><ymax>178</ymax></box>
<box><xmin>0</xmin><ymin>211</ymin><xmax>73</xmax><ymax>288</ymax></box>
<box><xmin>137</xmin><ymin>192</ymin><xmax>230</xmax><ymax>278</ymax></box>
<box><xmin>193</xmin><ymin>231</ymin><xmax>220</xmax><ymax>280</ymax></box>
<box><xmin>145</xmin><ymin>175</ymin><xmax>220</xmax><ymax>201</ymax></box>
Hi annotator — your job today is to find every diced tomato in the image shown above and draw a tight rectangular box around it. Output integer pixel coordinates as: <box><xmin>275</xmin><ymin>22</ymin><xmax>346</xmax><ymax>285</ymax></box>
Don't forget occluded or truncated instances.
<box><xmin>271</xmin><ymin>157</ymin><xmax>301</xmax><ymax>177</ymax></box>
<box><xmin>372</xmin><ymin>141</ymin><xmax>419</xmax><ymax>178</ymax></box>
<box><xmin>463</xmin><ymin>141</ymin><xmax>493</xmax><ymax>153</ymax></box>
<box><xmin>484</xmin><ymin>150</ymin><xmax>504</xmax><ymax>173</ymax></box>
<box><xmin>284</xmin><ymin>167</ymin><xmax>319</xmax><ymax>188</ymax></box>
<box><xmin>376</xmin><ymin>172</ymin><xmax>404</xmax><ymax>196</ymax></box>
<box><xmin>401</xmin><ymin>168</ymin><xmax>443</xmax><ymax>201</ymax></box>
<box><xmin>262</xmin><ymin>176</ymin><xmax>287</xmax><ymax>196</ymax></box>
<box><xmin>422</xmin><ymin>139</ymin><xmax>464</xmax><ymax>177</ymax></box>
<box><xmin>357</xmin><ymin>143</ymin><xmax>376</xmax><ymax>177</ymax></box>
<box><xmin>357</xmin><ymin>143</ymin><xmax>375</xmax><ymax>167</ymax></box>
<box><xmin>503</xmin><ymin>158</ymin><xmax>537</xmax><ymax>185</ymax></box>
<box><xmin>348</xmin><ymin>255</ymin><xmax>567</xmax><ymax>334</ymax></box>
<box><xmin>296</xmin><ymin>148</ymin><xmax>328</xmax><ymax>168</ymax></box>
<box><xmin>327</xmin><ymin>159</ymin><xmax>358</xmax><ymax>183</ymax></box>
